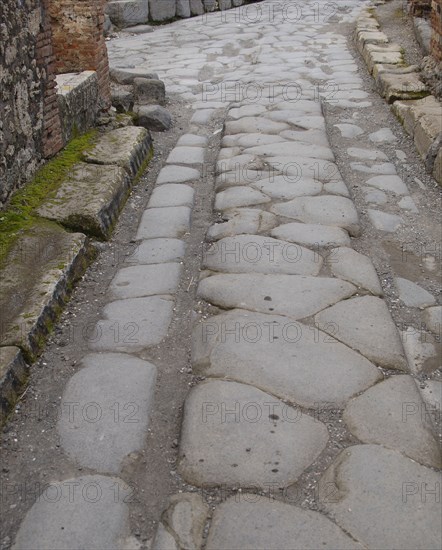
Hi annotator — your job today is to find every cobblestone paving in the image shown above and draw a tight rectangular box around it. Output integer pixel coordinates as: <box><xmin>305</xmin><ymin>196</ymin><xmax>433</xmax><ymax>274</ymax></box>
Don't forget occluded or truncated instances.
<box><xmin>10</xmin><ymin>1</ymin><xmax>441</xmax><ymax>549</ymax></box>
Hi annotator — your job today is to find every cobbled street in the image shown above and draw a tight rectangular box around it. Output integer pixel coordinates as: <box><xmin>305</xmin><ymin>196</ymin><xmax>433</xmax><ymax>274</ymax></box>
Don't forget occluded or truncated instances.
<box><xmin>1</xmin><ymin>1</ymin><xmax>441</xmax><ymax>549</ymax></box>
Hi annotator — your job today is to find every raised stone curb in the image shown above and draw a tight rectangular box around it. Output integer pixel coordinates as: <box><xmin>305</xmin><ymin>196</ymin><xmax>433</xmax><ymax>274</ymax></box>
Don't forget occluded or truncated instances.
<box><xmin>0</xmin><ymin>347</ymin><xmax>29</xmax><ymax>425</ymax></box>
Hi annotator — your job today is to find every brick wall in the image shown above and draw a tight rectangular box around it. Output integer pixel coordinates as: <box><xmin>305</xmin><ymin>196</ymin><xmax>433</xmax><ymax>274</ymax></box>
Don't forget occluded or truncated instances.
<box><xmin>431</xmin><ymin>0</ymin><xmax>442</xmax><ymax>60</ymax></box>
<box><xmin>48</xmin><ymin>0</ymin><xmax>111</xmax><ymax>108</ymax></box>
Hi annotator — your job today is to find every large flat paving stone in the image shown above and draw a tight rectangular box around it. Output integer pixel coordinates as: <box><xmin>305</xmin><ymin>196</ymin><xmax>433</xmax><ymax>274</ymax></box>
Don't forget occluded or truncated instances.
<box><xmin>328</xmin><ymin>247</ymin><xmax>382</xmax><ymax>295</ymax></box>
<box><xmin>366</xmin><ymin>175</ymin><xmax>409</xmax><ymax>195</ymax></box>
<box><xmin>271</xmin><ymin>223</ymin><xmax>351</xmax><ymax>247</ymax></box>
<box><xmin>37</xmin><ymin>163</ymin><xmax>131</xmax><ymax>240</ymax></box>
<box><xmin>206</xmin><ymin>498</ymin><xmax>364</xmax><ymax>550</ymax></box>
<box><xmin>83</xmin><ymin>126</ymin><xmax>152</xmax><ymax>178</ymax></box>
<box><xmin>251</xmin><ymin>176</ymin><xmax>322</xmax><ymax>199</ymax></box>
<box><xmin>271</xmin><ymin>196</ymin><xmax>361</xmax><ymax>237</ymax></box>
<box><xmin>58</xmin><ymin>353</ymin><xmax>157</xmax><ymax>472</ymax></box>
<box><xmin>203</xmin><ymin>235</ymin><xmax>322</xmax><ymax>276</ymax></box>
<box><xmin>343</xmin><ymin>376</ymin><xmax>441</xmax><ymax>468</ymax></box>
<box><xmin>136</xmin><ymin>207</ymin><xmax>191</xmax><ymax>239</ymax></box>
<box><xmin>266</xmin><ymin>157</ymin><xmax>340</xmax><ymax>183</ymax></box>
<box><xmin>166</xmin><ymin>146</ymin><xmax>205</xmax><ymax>164</ymax></box>
<box><xmin>315</xmin><ymin>296</ymin><xmax>407</xmax><ymax>370</ymax></box>
<box><xmin>368</xmin><ymin>209</ymin><xmax>403</xmax><ymax>232</ymax></box>
<box><xmin>198</xmin><ymin>273</ymin><xmax>356</xmax><ymax>319</ymax></box>
<box><xmin>193</xmin><ymin>310</ymin><xmax>381</xmax><ymax>407</ymax></box>
<box><xmin>319</xmin><ymin>445</ymin><xmax>442</xmax><ymax>550</ymax></box>
<box><xmin>215</xmin><ymin>187</ymin><xmax>270</xmax><ymax>210</ymax></box>
<box><xmin>109</xmin><ymin>263</ymin><xmax>181</xmax><ymax>299</ymax></box>
<box><xmin>156</xmin><ymin>165</ymin><xmax>200</xmax><ymax>184</ymax></box>
<box><xmin>225</xmin><ymin>117</ymin><xmax>290</xmax><ymax>135</ymax></box>
<box><xmin>395</xmin><ymin>277</ymin><xmax>436</xmax><ymax>308</ymax></box>
<box><xmin>206</xmin><ymin>209</ymin><xmax>278</xmax><ymax>240</ymax></box>
<box><xmin>424</xmin><ymin>305</ymin><xmax>442</xmax><ymax>335</ymax></box>
<box><xmin>178</xmin><ymin>380</ymin><xmax>329</xmax><ymax>487</ymax></box>
<box><xmin>89</xmin><ymin>296</ymin><xmax>174</xmax><ymax>352</ymax></box>
<box><xmin>148</xmin><ymin>184</ymin><xmax>195</xmax><ymax>208</ymax></box>
<box><xmin>127</xmin><ymin>238</ymin><xmax>185</xmax><ymax>264</ymax></box>
<box><xmin>243</xmin><ymin>141</ymin><xmax>334</xmax><ymax>161</ymax></box>
<box><xmin>13</xmin><ymin>475</ymin><xmax>131</xmax><ymax>550</ymax></box>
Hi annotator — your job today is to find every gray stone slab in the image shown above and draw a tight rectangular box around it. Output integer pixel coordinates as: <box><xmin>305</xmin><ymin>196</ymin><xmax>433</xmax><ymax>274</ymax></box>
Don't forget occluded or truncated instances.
<box><xmin>369</xmin><ymin>127</ymin><xmax>398</xmax><ymax>142</ymax></box>
<box><xmin>37</xmin><ymin>163</ymin><xmax>131</xmax><ymax>240</ymax></box>
<box><xmin>176</xmin><ymin>0</ymin><xmax>191</xmax><ymax>18</ymax></box>
<box><xmin>215</xmin><ymin>187</ymin><xmax>270</xmax><ymax>210</ymax></box>
<box><xmin>58</xmin><ymin>353</ymin><xmax>156</xmax><ymax>472</ymax></box>
<box><xmin>191</xmin><ymin>109</ymin><xmax>215</xmax><ymax>125</ymax></box>
<box><xmin>133</xmin><ymin>77</ymin><xmax>166</xmax><ymax>105</ymax></box>
<box><xmin>156</xmin><ymin>165</ymin><xmax>200</xmax><ymax>184</ymax></box>
<box><xmin>364</xmin><ymin>188</ymin><xmax>387</xmax><ymax>204</ymax></box>
<box><xmin>335</xmin><ymin>123</ymin><xmax>364</xmax><ymax>138</ymax></box>
<box><xmin>167</xmin><ymin>146</ymin><xmax>205</xmax><ymax>165</ymax></box>
<box><xmin>148</xmin><ymin>184</ymin><xmax>194</xmax><ymax>208</ymax></box>
<box><xmin>225</xmin><ymin>117</ymin><xmax>290</xmax><ymax>135</ymax></box>
<box><xmin>280</xmin><ymin>129</ymin><xmax>330</xmax><ymax>146</ymax></box>
<box><xmin>179</xmin><ymin>380</ymin><xmax>329</xmax><ymax>487</ymax></box>
<box><xmin>207</xmin><ymin>209</ymin><xmax>278</xmax><ymax>240</ymax></box>
<box><xmin>89</xmin><ymin>296</ymin><xmax>174</xmax><ymax>352</ymax></box>
<box><xmin>315</xmin><ymin>296</ymin><xmax>407</xmax><ymax>370</ymax></box>
<box><xmin>127</xmin><ymin>238</ymin><xmax>185</xmax><ymax>265</ymax></box>
<box><xmin>251</xmin><ymin>176</ymin><xmax>322</xmax><ymax>199</ymax></box>
<box><xmin>193</xmin><ymin>310</ymin><xmax>381</xmax><ymax>408</ymax></box>
<box><xmin>198</xmin><ymin>273</ymin><xmax>356</xmax><ymax>319</ymax></box>
<box><xmin>216</xmin><ymin>154</ymin><xmax>257</xmax><ymax>175</ymax></box>
<box><xmin>401</xmin><ymin>327</ymin><xmax>440</xmax><ymax>375</ymax></box>
<box><xmin>153</xmin><ymin>524</ymin><xmax>179</xmax><ymax>550</ymax></box>
<box><xmin>13</xmin><ymin>475</ymin><xmax>131</xmax><ymax>550</ymax></box>
<box><xmin>271</xmin><ymin>223</ymin><xmax>351</xmax><ymax>247</ymax></box>
<box><xmin>398</xmin><ymin>196</ymin><xmax>418</xmax><ymax>212</ymax></box>
<box><xmin>368</xmin><ymin>209</ymin><xmax>403</xmax><ymax>232</ymax></box>
<box><xmin>136</xmin><ymin>207</ymin><xmax>191</xmax><ymax>239</ymax></box>
<box><xmin>136</xmin><ymin>105</ymin><xmax>172</xmax><ymax>132</ymax></box>
<box><xmin>236</xmin><ymin>134</ymin><xmax>286</xmax><ymax>148</ymax></box>
<box><xmin>206</xmin><ymin>498</ymin><xmax>364</xmax><ymax>550</ymax></box>
<box><xmin>395</xmin><ymin>277</ymin><xmax>436</xmax><ymax>308</ymax></box>
<box><xmin>344</xmin><ymin>376</ymin><xmax>441</xmax><ymax>468</ymax></box>
<box><xmin>351</xmin><ymin>162</ymin><xmax>397</xmax><ymax>175</ymax></box>
<box><xmin>149</xmin><ymin>0</ymin><xmax>175</xmax><ymax>21</ymax></box>
<box><xmin>366</xmin><ymin>175</ymin><xmax>409</xmax><ymax>195</ymax></box>
<box><xmin>177</xmin><ymin>134</ymin><xmax>208</xmax><ymax>147</ymax></box>
<box><xmin>420</xmin><ymin>380</ymin><xmax>442</xmax><ymax>413</ymax></box>
<box><xmin>271</xmin><ymin>196</ymin><xmax>361</xmax><ymax>237</ymax></box>
<box><xmin>424</xmin><ymin>305</ymin><xmax>442</xmax><ymax>335</ymax></box>
<box><xmin>228</xmin><ymin>105</ymin><xmax>268</xmax><ymax>119</ymax></box>
<box><xmin>243</xmin><ymin>142</ymin><xmax>334</xmax><ymax>161</ymax></box>
<box><xmin>203</xmin><ymin>235</ymin><xmax>322</xmax><ymax>276</ymax></box>
<box><xmin>107</xmin><ymin>0</ymin><xmax>149</xmax><ymax>27</ymax></box>
<box><xmin>323</xmin><ymin>180</ymin><xmax>351</xmax><ymax>197</ymax></box>
<box><xmin>265</xmin><ymin>157</ymin><xmax>341</xmax><ymax>183</ymax></box>
<box><xmin>347</xmin><ymin>147</ymin><xmax>388</xmax><ymax>160</ymax></box>
<box><xmin>110</xmin><ymin>67</ymin><xmax>159</xmax><ymax>84</ymax></box>
<box><xmin>319</xmin><ymin>445</ymin><xmax>442</xmax><ymax>550</ymax></box>
<box><xmin>83</xmin><ymin>126</ymin><xmax>152</xmax><ymax>178</ymax></box>
<box><xmin>109</xmin><ymin>263</ymin><xmax>181</xmax><ymax>299</ymax></box>
<box><xmin>328</xmin><ymin>247</ymin><xmax>382</xmax><ymax>295</ymax></box>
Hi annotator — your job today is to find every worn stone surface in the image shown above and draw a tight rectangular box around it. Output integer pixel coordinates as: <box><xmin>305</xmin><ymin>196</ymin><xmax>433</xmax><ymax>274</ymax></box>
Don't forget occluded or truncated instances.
<box><xmin>424</xmin><ymin>305</ymin><xmax>442</xmax><ymax>335</ymax></box>
<box><xmin>243</xmin><ymin>142</ymin><xmax>334</xmax><ymax>161</ymax></box>
<box><xmin>377</xmin><ymin>72</ymin><xmax>429</xmax><ymax>103</ymax></box>
<box><xmin>319</xmin><ymin>445</ymin><xmax>442</xmax><ymax>550</ymax></box>
<box><xmin>83</xmin><ymin>126</ymin><xmax>152</xmax><ymax>177</ymax></box>
<box><xmin>271</xmin><ymin>196</ymin><xmax>361</xmax><ymax>237</ymax></box>
<box><xmin>58</xmin><ymin>353</ymin><xmax>157</xmax><ymax>472</ymax></box>
<box><xmin>198</xmin><ymin>273</ymin><xmax>356</xmax><ymax>319</ymax></box>
<box><xmin>37</xmin><ymin>163</ymin><xmax>131</xmax><ymax>240</ymax></box>
<box><xmin>395</xmin><ymin>277</ymin><xmax>436</xmax><ymax>308</ymax></box>
<box><xmin>193</xmin><ymin>310</ymin><xmax>381</xmax><ymax>407</ymax></box>
<box><xmin>344</xmin><ymin>376</ymin><xmax>441</xmax><ymax>468</ymax></box>
<box><xmin>136</xmin><ymin>105</ymin><xmax>172</xmax><ymax>131</ymax></box>
<box><xmin>328</xmin><ymin>247</ymin><xmax>382</xmax><ymax>295</ymax></box>
<box><xmin>206</xmin><ymin>209</ymin><xmax>278</xmax><ymax>240</ymax></box>
<box><xmin>136</xmin><ymin>207</ymin><xmax>191</xmax><ymax>239</ymax></box>
<box><xmin>271</xmin><ymin>223</ymin><xmax>351</xmax><ymax>247</ymax></box>
<box><xmin>153</xmin><ymin>524</ymin><xmax>179</xmax><ymax>550</ymax></box>
<box><xmin>161</xmin><ymin>493</ymin><xmax>209</xmax><ymax>550</ymax></box>
<box><xmin>133</xmin><ymin>77</ymin><xmax>166</xmax><ymax>105</ymax></box>
<box><xmin>367</xmin><ymin>209</ymin><xmax>403</xmax><ymax>231</ymax></box>
<box><xmin>156</xmin><ymin>165</ymin><xmax>200</xmax><ymax>184</ymax></box>
<box><xmin>215</xmin><ymin>187</ymin><xmax>270</xmax><ymax>210</ymax></box>
<box><xmin>148</xmin><ymin>184</ymin><xmax>194</xmax><ymax>208</ymax></box>
<box><xmin>206</xmin><ymin>498</ymin><xmax>364</xmax><ymax>550</ymax></box>
<box><xmin>107</xmin><ymin>0</ymin><xmax>149</xmax><ymax>27</ymax></box>
<box><xmin>109</xmin><ymin>263</ymin><xmax>181</xmax><ymax>299</ymax></box>
<box><xmin>110</xmin><ymin>67</ymin><xmax>159</xmax><ymax>84</ymax></box>
<box><xmin>366</xmin><ymin>175</ymin><xmax>409</xmax><ymax>195</ymax></box>
<box><xmin>225</xmin><ymin>117</ymin><xmax>290</xmax><ymax>135</ymax></box>
<box><xmin>89</xmin><ymin>296</ymin><xmax>174</xmax><ymax>352</ymax></box>
<box><xmin>167</xmin><ymin>146</ymin><xmax>205</xmax><ymax>165</ymax></box>
<box><xmin>203</xmin><ymin>235</ymin><xmax>322</xmax><ymax>276</ymax></box>
<box><xmin>315</xmin><ymin>296</ymin><xmax>407</xmax><ymax>370</ymax></box>
<box><xmin>126</xmin><ymin>238</ymin><xmax>185</xmax><ymax>265</ymax></box>
<box><xmin>251</xmin><ymin>176</ymin><xmax>322</xmax><ymax>199</ymax></box>
<box><xmin>401</xmin><ymin>327</ymin><xmax>440</xmax><ymax>375</ymax></box>
<box><xmin>13</xmin><ymin>475</ymin><xmax>131</xmax><ymax>549</ymax></box>
<box><xmin>149</xmin><ymin>0</ymin><xmax>176</xmax><ymax>21</ymax></box>
<box><xmin>179</xmin><ymin>380</ymin><xmax>329</xmax><ymax>487</ymax></box>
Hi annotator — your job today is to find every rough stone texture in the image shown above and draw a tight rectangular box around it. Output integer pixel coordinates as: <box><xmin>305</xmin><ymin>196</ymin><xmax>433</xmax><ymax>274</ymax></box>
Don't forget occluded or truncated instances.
<box><xmin>107</xmin><ymin>0</ymin><xmax>149</xmax><ymax>27</ymax></box>
<box><xmin>148</xmin><ymin>184</ymin><xmax>194</xmax><ymax>208</ymax></box>
<box><xmin>126</xmin><ymin>238</ymin><xmax>186</xmax><ymax>265</ymax></box>
<box><xmin>167</xmin><ymin>146</ymin><xmax>205</xmax><ymax>164</ymax></box>
<box><xmin>0</xmin><ymin>226</ymin><xmax>95</xmax><ymax>361</ymax></box>
<box><xmin>0</xmin><ymin>347</ymin><xmax>29</xmax><ymax>425</ymax></box>
<box><xmin>206</xmin><ymin>209</ymin><xmax>278</xmax><ymax>240</ymax></box>
<box><xmin>328</xmin><ymin>247</ymin><xmax>383</xmax><ymax>295</ymax></box>
<box><xmin>193</xmin><ymin>310</ymin><xmax>381</xmax><ymax>407</ymax></box>
<box><xmin>83</xmin><ymin>126</ymin><xmax>153</xmax><ymax>177</ymax></box>
<box><xmin>271</xmin><ymin>223</ymin><xmax>351</xmax><ymax>248</ymax></box>
<box><xmin>37</xmin><ymin>163</ymin><xmax>131</xmax><ymax>240</ymax></box>
<box><xmin>366</xmin><ymin>175</ymin><xmax>409</xmax><ymax>195</ymax></box>
<box><xmin>153</xmin><ymin>524</ymin><xmax>179</xmax><ymax>550</ymax></box>
<box><xmin>319</xmin><ymin>445</ymin><xmax>442</xmax><ymax>550</ymax></box>
<box><xmin>156</xmin><ymin>165</ymin><xmax>200</xmax><ymax>184</ymax></box>
<box><xmin>110</xmin><ymin>67</ymin><xmax>159</xmax><ymax>84</ymax></box>
<box><xmin>58</xmin><ymin>353</ymin><xmax>157</xmax><ymax>472</ymax></box>
<box><xmin>88</xmin><ymin>296</ymin><xmax>174</xmax><ymax>352</ymax></box>
<box><xmin>13</xmin><ymin>475</ymin><xmax>131</xmax><ymax>549</ymax></box>
<box><xmin>395</xmin><ymin>277</ymin><xmax>436</xmax><ymax>307</ymax></box>
<box><xmin>198</xmin><ymin>273</ymin><xmax>356</xmax><ymax>319</ymax></box>
<box><xmin>203</xmin><ymin>235</ymin><xmax>322</xmax><ymax>276</ymax></box>
<box><xmin>251</xmin><ymin>176</ymin><xmax>323</xmax><ymax>199</ymax></box>
<box><xmin>133</xmin><ymin>77</ymin><xmax>166</xmax><ymax>105</ymax></box>
<box><xmin>367</xmin><ymin>209</ymin><xmax>403</xmax><ymax>231</ymax></box>
<box><xmin>136</xmin><ymin>105</ymin><xmax>172</xmax><ymax>132</ymax></box>
<box><xmin>160</xmin><ymin>493</ymin><xmax>209</xmax><ymax>550</ymax></box>
<box><xmin>176</xmin><ymin>0</ymin><xmax>191</xmax><ymax>18</ymax></box>
<box><xmin>215</xmin><ymin>187</ymin><xmax>271</xmax><ymax>210</ymax></box>
<box><xmin>401</xmin><ymin>327</ymin><xmax>440</xmax><ymax>375</ymax></box>
<box><xmin>149</xmin><ymin>0</ymin><xmax>176</xmax><ymax>22</ymax></box>
<box><xmin>377</xmin><ymin>72</ymin><xmax>429</xmax><ymax>103</ymax></box>
<box><xmin>109</xmin><ymin>263</ymin><xmax>181</xmax><ymax>299</ymax></box>
<box><xmin>206</xmin><ymin>498</ymin><xmax>364</xmax><ymax>550</ymax></box>
<box><xmin>271</xmin><ymin>196</ymin><xmax>361</xmax><ymax>237</ymax></box>
<box><xmin>243</xmin><ymin>142</ymin><xmax>334</xmax><ymax>161</ymax></box>
<box><xmin>111</xmin><ymin>89</ymin><xmax>134</xmax><ymax>112</ymax></box>
<box><xmin>424</xmin><ymin>305</ymin><xmax>442</xmax><ymax>335</ymax></box>
<box><xmin>315</xmin><ymin>296</ymin><xmax>408</xmax><ymax>370</ymax></box>
<box><xmin>136</xmin><ymin>207</ymin><xmax>192</xmax><ymax>239</ymax></box>
<box><xmin>225</xmin><ymin>117</ymin><xmax>290</xmax><ymax>135</ymax></box>
<box><xmin>179</xmin><ymin>380</ymin><xmax>329</xmax><ymax>487</ymax></box>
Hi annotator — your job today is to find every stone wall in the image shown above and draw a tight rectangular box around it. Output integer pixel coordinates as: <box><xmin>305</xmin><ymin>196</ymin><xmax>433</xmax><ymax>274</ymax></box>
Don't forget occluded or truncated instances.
<box><xmin>430</xmin><ymin>0</ymin><xmax>442</xmax><ymax>60</ymax></box>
